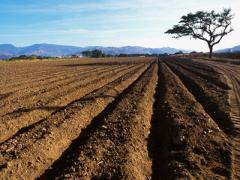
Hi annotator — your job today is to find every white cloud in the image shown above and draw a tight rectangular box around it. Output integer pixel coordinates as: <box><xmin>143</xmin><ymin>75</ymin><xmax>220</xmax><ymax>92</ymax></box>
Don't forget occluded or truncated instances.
<box><xmin>1</xmin><ymin>0</ymin><xmax>239</xmax><ymax>50</ymax></box>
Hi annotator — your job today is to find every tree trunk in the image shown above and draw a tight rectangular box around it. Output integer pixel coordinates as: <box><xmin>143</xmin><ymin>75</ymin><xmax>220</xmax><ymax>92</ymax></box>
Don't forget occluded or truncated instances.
<box><xmin>209</xmin><ymin>45</ymin><xmax>213</xmax><ymax>59</ymax></box>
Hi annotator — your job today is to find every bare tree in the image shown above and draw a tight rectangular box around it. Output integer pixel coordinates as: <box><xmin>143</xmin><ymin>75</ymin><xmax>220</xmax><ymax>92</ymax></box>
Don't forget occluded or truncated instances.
<box><xmin>165</xmin><ymin>9</ymin><xmax>234</xmax><ymax>58</ymax></box>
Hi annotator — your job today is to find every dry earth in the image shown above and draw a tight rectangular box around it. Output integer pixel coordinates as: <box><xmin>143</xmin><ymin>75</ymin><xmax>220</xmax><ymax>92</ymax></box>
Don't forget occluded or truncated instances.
<box><xmin>0</xmin><ymin>57</ymin><xmax>239</xmax><ymax>179</ymax></box>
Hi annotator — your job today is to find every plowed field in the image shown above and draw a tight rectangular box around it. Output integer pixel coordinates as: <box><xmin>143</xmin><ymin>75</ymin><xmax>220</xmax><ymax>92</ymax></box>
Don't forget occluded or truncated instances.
<box><xmin>0</xmin><ymin>57</ymin><xmax>239</xmax><ymax>179</ymax></box>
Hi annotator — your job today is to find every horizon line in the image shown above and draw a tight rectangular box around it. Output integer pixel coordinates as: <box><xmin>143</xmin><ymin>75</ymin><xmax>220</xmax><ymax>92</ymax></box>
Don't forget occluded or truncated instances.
<box><xmin>1</xmin><ymin>42</ymin><xmax>239</xmax><ymax>52</ymax></box>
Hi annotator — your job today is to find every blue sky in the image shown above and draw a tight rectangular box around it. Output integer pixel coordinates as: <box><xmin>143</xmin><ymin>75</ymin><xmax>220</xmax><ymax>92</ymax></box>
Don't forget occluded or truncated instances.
<box><xmin>0</xmin><ymin>0</ymin><xmax>239</xmax><ymax>51</ymax></box>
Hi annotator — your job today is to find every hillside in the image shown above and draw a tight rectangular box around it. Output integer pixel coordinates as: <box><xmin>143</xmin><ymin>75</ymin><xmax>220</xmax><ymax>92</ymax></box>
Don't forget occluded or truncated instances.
<box><xmin>216</xmin><ymin>45</ymin><xmax>240</xmax><ymax>53</ymax></box>
<box><xmin>0</xmin><ymin>44</ymin><xmax>188</xmax><ymax>59</ymax></box>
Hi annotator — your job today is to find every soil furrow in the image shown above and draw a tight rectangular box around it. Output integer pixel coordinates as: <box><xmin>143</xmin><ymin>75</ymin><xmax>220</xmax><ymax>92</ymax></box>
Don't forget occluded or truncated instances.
<box><xmin>0</xmin><ymin>60</ymin><xmax>149</xmax><ymax>86</ymax></box>
<box><xmin>0</xmin><ymin>61</ymin><xmax>139</xmax><ymax>93</ymax></box>
<box><xmin>38</xmin><ymin>61</ymin><xmax>157</xmax><ymax>180</ymax></box>
<box><xmin>0</xmin><ymin>65</ymin><xmax>116</xmax><ymax>112</ymax></box>
<box><xmin>0</xmin><ymin>60</ymin><xmax>100</xmax><ymax>85</ymax></box>
<box><xmin>0</xmin><ymin>64</ymin><xmax>130</xmax><ymax>117</ymax></box>
<box><xmin>172</xmin><ymin>59</ymin><xmax>229</xmax><ymax>90</ymax></box>
<box><xmin>0</xmin><ymin>57</ymin><xmax>237</xmax><ymax>179</ymax></box>
<box><xmin>0</xmin><ymin>64</ymin><xmax>146</xmax><ymax>146</ymax></box>
<box><xmin>0</xmin><ymin>67</ymin><xmax>63</xmax><ymax>86</ymax></box>
<box><xmin>148</xmin><ymin>61</ymin><xmax>231</xmax><ymax>179</ymax></box>
<box><xmin>184</xmin><ymin>62</ymin><xmax>216</xmax><ymax>73</ymax></box>
<box><xmin>165</xmin><ymin>60</ymin><xmax>234</xmax><ymax>134</ymax></box>
<box><xmin>0</xmin><ymin>61</ymin><xmax>150</xmax><ymax>179</ymax></box>
<box><xmin>0</xmin><ymin>66</ymin><xmax>83</xmax><ymax>92</ymax></box>
<box><xmin>0</xmin><ymin>64</ymin><xmax>143</xmax><ymax>143</ymax></box>
<box><xmin>0</xmin><ymin>66</ymin><xmax>110</xmax><ymax>107</ymax></box>
<box><xmin>203</xmin><ymin>61</ymin><xmax>240</xmax><ymax>180</ymax></box>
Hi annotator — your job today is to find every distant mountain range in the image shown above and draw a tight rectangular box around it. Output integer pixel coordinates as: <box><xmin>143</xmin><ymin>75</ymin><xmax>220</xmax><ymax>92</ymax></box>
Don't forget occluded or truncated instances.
<box><xmin>216</xmin><ymin>45</ymin><xmax>240</xmax><ymax>53</ymax></box>
<box><xmin>0</xmin><ymin>44</ymin><xmax>189</xmax><ymax>59</ymax></box>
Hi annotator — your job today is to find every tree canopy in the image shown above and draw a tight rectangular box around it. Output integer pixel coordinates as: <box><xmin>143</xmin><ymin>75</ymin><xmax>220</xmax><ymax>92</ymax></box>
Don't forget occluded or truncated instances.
<box><xmin>81</xmin><ymin>50</ymin><xmax>105</xmax><ymax>58</ymax></box>
<box><xmin>165</xmin><ymin>9</ymin><xmax>234</xmax><ymax>58</ymax></box>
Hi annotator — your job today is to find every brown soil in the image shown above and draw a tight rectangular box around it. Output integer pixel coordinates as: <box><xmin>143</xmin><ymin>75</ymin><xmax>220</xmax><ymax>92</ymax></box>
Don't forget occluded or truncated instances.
<box><xmin>0</xmin><ymin>57</ymin><xmax>239</xmax><ymax>179</ymax></box>
<box><xmin>150</xmin><ymin>61</ymin><xmax>231</xmax><ymax>179</ymax></box>
<box><xmin>199</xmin><ymin>60</ymin><xmax>240</xmax><ymax>180</ymax></box>
<box><xmin>165</xmin><ymin>58</ymin><xmax>233</xmax><ymax>134</ymax></box>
